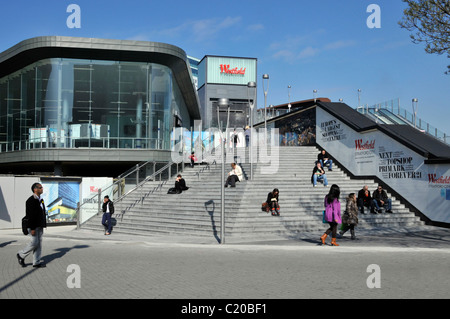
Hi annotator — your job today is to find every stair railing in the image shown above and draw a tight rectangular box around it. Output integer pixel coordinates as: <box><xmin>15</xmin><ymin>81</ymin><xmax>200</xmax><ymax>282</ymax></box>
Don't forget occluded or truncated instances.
<box><xmin>77</xmin><ymin>139</ymin><xmax>225</xmax><ymax>228</ymax></box>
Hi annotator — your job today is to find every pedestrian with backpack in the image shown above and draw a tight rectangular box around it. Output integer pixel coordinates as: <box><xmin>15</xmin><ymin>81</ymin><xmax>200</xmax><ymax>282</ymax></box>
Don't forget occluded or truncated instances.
<box><xmin>102</xmin><ymin>195</ymin><xmax>114</xmax><ymax>235</ymax></box>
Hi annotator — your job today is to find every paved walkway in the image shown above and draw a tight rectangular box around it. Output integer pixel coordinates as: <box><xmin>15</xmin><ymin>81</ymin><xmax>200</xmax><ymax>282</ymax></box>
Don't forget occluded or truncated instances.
<box><xmin>1</xmin><ymin>225</ymin><xmax>449</xmax><ymax>305</ymax></box>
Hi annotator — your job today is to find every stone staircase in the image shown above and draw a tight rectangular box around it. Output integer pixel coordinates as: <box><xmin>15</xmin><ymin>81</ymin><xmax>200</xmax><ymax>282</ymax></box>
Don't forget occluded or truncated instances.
<box><xmin>81</xmin><ymin>146</ymin><xmax>425</xmax><ymax>241</ymax></box>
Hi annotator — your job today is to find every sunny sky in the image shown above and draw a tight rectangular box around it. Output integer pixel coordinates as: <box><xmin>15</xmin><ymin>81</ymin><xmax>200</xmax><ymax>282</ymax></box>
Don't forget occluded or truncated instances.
<box><xmin>0</xmin><ymin>0</ymin><xmax>449</xmax><ymax>135</ymax></box>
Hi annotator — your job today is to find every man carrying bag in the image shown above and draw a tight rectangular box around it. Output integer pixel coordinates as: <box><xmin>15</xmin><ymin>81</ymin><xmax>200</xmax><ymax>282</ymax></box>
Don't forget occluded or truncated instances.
<box><xmin>17</xmin><ymin>182</ymin><xmax>47</xmax><ymax>268</ymax></box>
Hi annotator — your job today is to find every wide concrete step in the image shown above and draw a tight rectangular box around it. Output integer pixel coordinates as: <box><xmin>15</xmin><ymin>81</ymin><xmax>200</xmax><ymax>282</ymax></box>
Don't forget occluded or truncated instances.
<box><xmin>81</xmin><ymin>146</ymin><xmax>425</xmax><ymax>238</ymax></box>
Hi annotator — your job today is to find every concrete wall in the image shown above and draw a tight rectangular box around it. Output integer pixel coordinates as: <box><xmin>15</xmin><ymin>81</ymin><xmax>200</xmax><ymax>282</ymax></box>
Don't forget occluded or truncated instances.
<box><xmin>0</xmin><ymin>176</ymin><xmax>40</xmax><ymax>229</ymax></box>
<box><xmin>0</xmin><ymin>176</ymin><xmax>114</xmax><ymax>229</ymax></box>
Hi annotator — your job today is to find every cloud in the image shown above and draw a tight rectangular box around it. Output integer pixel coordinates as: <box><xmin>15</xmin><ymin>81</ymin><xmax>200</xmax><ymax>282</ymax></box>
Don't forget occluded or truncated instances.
<box><xmin>323</xmin><ymin>40</ymin><xmax>356</xmax><ymax>51</ymax></box>
<box><xmin>298</xmin><ymin>46</ymin><xmax>320</xmax><ymax>59</ymax></box>
<box><xmin>195</xmin><ymin>16</ymin><xmax>242</xmax><ymax>41</ymax></box>
<box><xmin>271</xmin><ymin>36</ymin><xmax>356</xmax><ymax>63</ymax></box>
<box><xmin>139</xmin><ymin>16</ymin><xmax>243</xmax><ymax>43</ymax></box>
<box><xmin>247</xmin><ymin>24</ymin><xmax>264</xmax><ymax>32</ymax></box>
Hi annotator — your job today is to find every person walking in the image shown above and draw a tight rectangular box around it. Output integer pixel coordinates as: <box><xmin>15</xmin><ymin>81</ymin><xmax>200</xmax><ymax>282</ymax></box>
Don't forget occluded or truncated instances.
<box><xmin>320</xmin><ymin>184</ymin><xmax>342</xmax><ymax>246</ymax></box>
<box><xmin>231</xmin><ymin>129</ymin><xmax>240</xmax><ymax>149</ymax></box>
<box><xmin>102</xmin><ymin>195</ymin><xmax>114</xmax><ymax>235</ymax></box>
<box><xmin>17</xmin><ymin>182</ymin><xmax>47</xmax><ymax>268</ymax></box>
<box><xmin>340</xmin><ymin>193</ymin><xmax>359</xmax><ymax>240</ymax></box>
<box><xmin>244</xmin><ymin>126</ymin><xmax>250</xmax><ymax>147</ymax></box>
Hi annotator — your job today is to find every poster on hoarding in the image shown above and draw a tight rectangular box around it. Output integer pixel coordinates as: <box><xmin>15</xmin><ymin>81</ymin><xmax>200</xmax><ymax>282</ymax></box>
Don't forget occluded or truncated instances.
<box><xmin>80</xmin><ymin>177</ymin><xmax>113</xmax><ymax>223</ymax></box>
<box><xmin>41</xmin><ymin>180</ymin><xmax>80</xmax><ymax>223</ymax></box>
<box><xmin>316</xmin><ymin>107</ymin><xmax>450</xmax><ymax>223</ymax></box>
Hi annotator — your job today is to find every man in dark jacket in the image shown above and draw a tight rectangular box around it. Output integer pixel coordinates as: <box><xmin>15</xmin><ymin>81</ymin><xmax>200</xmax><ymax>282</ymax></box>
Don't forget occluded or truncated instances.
<box><xmin>102</xmin><ymin>195</ymin><xmax>114</xmax><ymax>235</ymax></box>
<box><xmin>17</xmin><ymin>182</ymin><xmax>47</xmax><ymax>268</ymax></box>
<box><xmin>317</xmin><ymin>149</ymin><xmax>333</xmax><ymax>171</ymax></box>
<box><xmin>357</xmin><ymin>185</ymin><xmax>375</xmax><ymax>214</ymax></box>
<box><xmin>372</xmin><ymin>185</ymin><xmax>393</xmax><ymax>213</ymax></box>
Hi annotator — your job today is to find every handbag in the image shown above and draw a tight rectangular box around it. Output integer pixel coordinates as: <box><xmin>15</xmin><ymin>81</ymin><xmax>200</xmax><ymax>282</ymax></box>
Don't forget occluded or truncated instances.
<box><xmin>261</xmin><ymin>202</ymin><xmax>268</xmax><ymax>212</ymax></box>
<box><xmin>322</xmin><ymin>210</ymin><xmax>327</xmax><ymax>223</ymax></box>
<box><xmin>21</xmin><ymin>216</ymin><xmax>29</xmax><ymax>235</ymax></box>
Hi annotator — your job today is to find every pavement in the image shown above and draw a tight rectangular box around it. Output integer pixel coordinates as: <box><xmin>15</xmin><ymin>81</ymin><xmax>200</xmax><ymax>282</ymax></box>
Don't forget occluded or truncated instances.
<box><xmin>1</xmin><ymin>224</ymin><xmax>449</xmax><ymax>308</ymax></box>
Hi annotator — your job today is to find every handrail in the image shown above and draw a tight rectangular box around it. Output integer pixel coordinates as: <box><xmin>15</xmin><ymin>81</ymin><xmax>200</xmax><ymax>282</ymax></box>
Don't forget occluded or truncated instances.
<box><xmin>76</xmin><ymin>160</ymin><xmax>176</xmax><ymax>228</ymax></box>
<box><xmin>359</xmin><ymin>98</ymin><xmax>449</xmax><ymax>145</ymax></box>
<box><xmin>77</xmin><ymin>139</ymin><xmax>224</xmax><ymax>228</ymax></box>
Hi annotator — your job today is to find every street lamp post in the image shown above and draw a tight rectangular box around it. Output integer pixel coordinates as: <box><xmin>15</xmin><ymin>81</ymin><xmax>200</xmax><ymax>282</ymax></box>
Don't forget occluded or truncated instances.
<box><xmin>412</xmin><ymin>98</ymin><xmax>418</xmax><ymax>128</ymax></box>
<box><xmin>313</xmin><ymin>89</ymin><xmax>317</xmax><ymax>103</ymax></box>
<box><xmin>262</xmin><ymin>74</ymin><xmax>269</xmax><ymax>143</ymax></box>
<box><xmin>247</xmin><ymin>81</ymin><xmax>256</xmax><ymax>180</ymax></box>
<box><xmin>288</xmin><ymin>85</ymin><xmax>291</xmax><ymax>112</ymax></box>
<box><xmin>358</xmin><ymin>89</ymin><xmax>362</xmax><ymax>112</ymax></box>
<box><xmin>217</xmin><ymin>98</ymin><xmax>229</xmax><ymax>244</ymax></box>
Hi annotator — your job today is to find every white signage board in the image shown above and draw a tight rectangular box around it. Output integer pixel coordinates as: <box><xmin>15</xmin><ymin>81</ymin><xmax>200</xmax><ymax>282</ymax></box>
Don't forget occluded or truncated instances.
<box><xmin>80</xmin><ymin>177</ymin><xmax>113</xmax><ymax>223</ymax></box>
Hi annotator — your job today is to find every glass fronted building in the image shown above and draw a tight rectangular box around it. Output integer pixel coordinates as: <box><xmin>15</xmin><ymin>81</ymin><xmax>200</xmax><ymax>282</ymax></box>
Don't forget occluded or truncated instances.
<box><xmin>0</xmin><ymin>36</ymin><xmax>200</xmax><ymax>176</ymax></box>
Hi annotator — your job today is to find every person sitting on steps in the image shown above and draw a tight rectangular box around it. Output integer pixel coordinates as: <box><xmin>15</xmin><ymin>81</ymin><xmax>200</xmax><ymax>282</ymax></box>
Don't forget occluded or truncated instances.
<box><xmin>311</xmin><ymin>161</ymin><xmax>328</xmax><ymax>187</ymax></box>
<box><xmin>317</xmin><ymin>149</ymin><xmax>333</xmax><ymax>171</ymax></box>
<box><xmin>266</xmin><ymin>188</ymin><xmax>280</xmax><ymax>216</ymax></box>
<box><xmin>372</xmin><ymin>185</ymin><xmax>393</xmax><ymax>213</ymax></box>
<box><xmin>224</xmin><ymin>162</ymin><xmax>243</xmax><ymax>188</ymax></box>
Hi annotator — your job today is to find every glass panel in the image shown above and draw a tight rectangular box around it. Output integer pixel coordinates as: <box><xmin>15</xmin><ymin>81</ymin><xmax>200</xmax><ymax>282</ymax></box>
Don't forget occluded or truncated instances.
<box><xmin>150</xmin><ymin>64</ymin><xmax>172</xmax><ymax>150</ymax></box>
<box><xmin>0</xmin><ymin>79</ymin><xmax>7</xmax><ymax>150</ymax></box>
<box><xmin>0</xmin><ymin>57</ymin><xmax>196</xmax><ymax>151</ymax></box>
<box><xmin>118</xmin><ymin>62</ymin><xmax>148</xmax><ymax>149</ymax></box>
<box><xmin>20</xmin><ymin>65</ymin><xmax>36</xmax><ymax>149</ymax></box>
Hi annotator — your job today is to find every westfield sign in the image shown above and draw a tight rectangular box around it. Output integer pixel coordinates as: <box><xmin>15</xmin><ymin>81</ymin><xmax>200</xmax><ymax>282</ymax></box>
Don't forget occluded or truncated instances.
<box><xmin>355</xmin><ymin>139</ymin><xmax>375</xmax><ymax>150</ymax></box>
<box><xmin>220</xmin><ymin>64</ymin><xmax>246</xmax><ymax>75</ymax></box>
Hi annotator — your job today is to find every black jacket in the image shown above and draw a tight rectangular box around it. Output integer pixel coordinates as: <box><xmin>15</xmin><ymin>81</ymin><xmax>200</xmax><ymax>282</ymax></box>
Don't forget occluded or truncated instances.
<box><xmin>373</xmin><ymin>190</ymin><xmax>388</xmax><ymax>203</ymax></box>
<box><xmin>317</xmin><ymin>151</ymin><xmax>330</xmax><ymax>162</ymax></box>
<box><xmin>175</xmin><ymin>178</ymin><xmax>189</xmax><ymax>192</ymax></box>
<box><xmin>25</xmin><ymin>195</ymin><xmax>47</xmax><ymax>230</ymax></box>
<box><xmin>102</xmin><ymin>200</ymin><xmax>115</xmax><ymax>214</ymax></box>
<box><xmin>266</xmin><ymin>192</ymin><xmax>279</xmax><ymax>205</ymax></box>
<box><xmin>357</xmin><ymin>189</ymin><xmax>372</xmax><ymax>204</ymax></box>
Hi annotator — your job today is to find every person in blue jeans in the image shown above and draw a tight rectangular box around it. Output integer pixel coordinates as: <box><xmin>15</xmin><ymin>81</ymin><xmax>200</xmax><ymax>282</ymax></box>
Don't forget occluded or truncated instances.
<box><xmin>311</xmin><ymin>162</ymin><xmax>328</xmax><ymax>187</ymax></box>
<box><xmin>372</xmin><ymin>185</ymin><xmax>393</xmax><ymax>213</ymax></box>
<box><xmin>101</xmin><ymin>195</ymin><xmax>115</xmax><ymax>235</ymax></box>
<box><xmin>318</xmin><ymin>149</ymin><xmax>333</xmax><ymax>171</ymax></box>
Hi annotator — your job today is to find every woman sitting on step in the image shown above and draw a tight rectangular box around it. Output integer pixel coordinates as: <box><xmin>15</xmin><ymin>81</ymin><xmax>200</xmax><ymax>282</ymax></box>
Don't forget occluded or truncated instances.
<box><xmin>265</xmin><ymin>188</ymin><xmax>280</xmax><ymax>216</ymax></box>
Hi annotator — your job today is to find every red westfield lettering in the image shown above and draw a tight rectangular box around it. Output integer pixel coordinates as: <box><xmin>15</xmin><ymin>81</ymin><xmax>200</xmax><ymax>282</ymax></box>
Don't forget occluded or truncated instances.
<box><xmin>428</xmin><ymin>174</ymin><xmax>450</xmax><ymax>184</ymax></box>
<box><xmin>220</xmin><ymin>64</ymin><xmax>246</xmax><ymax>75</ymax></box>
<box><xmin>355</xmin><ymin>139</ymin><xmax>375</xmax><ymax>150</ymax></box>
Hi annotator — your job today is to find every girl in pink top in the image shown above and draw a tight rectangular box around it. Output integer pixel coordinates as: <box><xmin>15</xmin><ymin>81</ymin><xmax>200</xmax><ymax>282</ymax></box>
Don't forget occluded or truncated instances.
<box><xmin>320</xmin><ymin>184</ymin><xmax>342</xmax><ymax>246</ymax></box>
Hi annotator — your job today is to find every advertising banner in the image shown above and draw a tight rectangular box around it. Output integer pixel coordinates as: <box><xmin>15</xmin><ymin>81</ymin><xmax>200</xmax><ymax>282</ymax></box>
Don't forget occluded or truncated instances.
<box><xmin>41</xmin><ymin>179</ymin><xmax>80</xmax><ymax>223</ymax></box>
<box><xmin>316</xmin><ymin>107</ymin><xmax>450</xmax><ymax>223</ymax></box>
<box><xmin>80</xmin><ymin>177</ymin><xmax>113</xmax><ymax>223</ymax></box>
<box><xmin>202</xmin><ymin>57</ymin><xmax>257</xmax><ymax>86</ymax></box>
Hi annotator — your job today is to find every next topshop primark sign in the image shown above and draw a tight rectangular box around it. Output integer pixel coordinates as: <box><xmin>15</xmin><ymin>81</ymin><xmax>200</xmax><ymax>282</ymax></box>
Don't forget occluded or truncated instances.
<box><xmin>316</xmin><ymin>107</ymin><xmax>450</xmax><ymax>224</ymax></box>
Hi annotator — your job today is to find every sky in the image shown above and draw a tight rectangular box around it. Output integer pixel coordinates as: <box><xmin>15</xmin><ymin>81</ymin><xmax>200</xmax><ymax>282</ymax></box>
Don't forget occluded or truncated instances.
<box><xmin>0</xmin><ymin>0</ymin><xmax>449</xmax><ymax>134</ymax></box>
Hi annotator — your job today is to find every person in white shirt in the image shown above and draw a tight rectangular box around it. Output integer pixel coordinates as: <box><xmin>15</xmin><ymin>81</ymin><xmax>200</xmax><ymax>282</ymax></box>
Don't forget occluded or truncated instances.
<box><xmin>224</xmin><ymin>162</ymin><xmax>243</xmax><ymax>188</ymax></box>
<box><xmin>101</xmin><ymin>195</ymin><xmax>114</xmax><ymax>235</ymax></box>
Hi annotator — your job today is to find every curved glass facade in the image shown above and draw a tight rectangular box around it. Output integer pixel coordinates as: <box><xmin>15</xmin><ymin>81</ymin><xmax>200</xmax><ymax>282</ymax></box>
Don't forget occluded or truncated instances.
<box><xmin>0</xmin><ymin>58</ymin><xmax>191</xmax><ymax>152</ymax></box>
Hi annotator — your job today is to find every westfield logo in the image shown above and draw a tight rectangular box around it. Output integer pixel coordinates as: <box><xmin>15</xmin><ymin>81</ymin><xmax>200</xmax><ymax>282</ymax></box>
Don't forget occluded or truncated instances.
<box><xmin>428</xmin><ymin>174</ymin><xmax>450</xmax><ymax>184</ymax></box>
<box><xmin>355</xmin><ymin>139</ymin><xmax>375</xmax><ymax>150</ymax></box>
<box><xmin>220</xmin><ymin>64</ymin><xmax>246</xmax><ymax>75</ymax></box>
